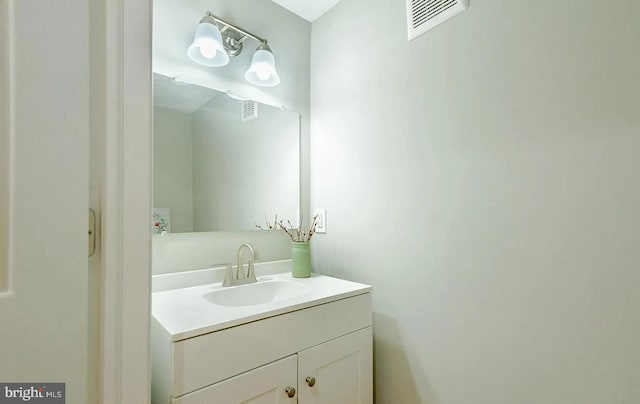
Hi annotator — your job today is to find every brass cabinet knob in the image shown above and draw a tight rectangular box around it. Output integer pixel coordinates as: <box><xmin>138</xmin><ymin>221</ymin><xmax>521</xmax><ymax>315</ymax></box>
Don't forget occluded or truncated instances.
<box><xmin>285</xmin><ymin>387</ymin><xmax>296</xmax><ymax>398</ymax></box>
<box><xmin>305</xmin><ymin>376</ymin><xmax>316</xmax><ymax>387</ymax></box>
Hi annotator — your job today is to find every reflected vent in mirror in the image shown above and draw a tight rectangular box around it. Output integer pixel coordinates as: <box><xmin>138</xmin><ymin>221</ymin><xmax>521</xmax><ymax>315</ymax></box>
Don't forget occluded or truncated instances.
<box><xmin>242</xmin><ymin>100</ymin><xmax>258</xmax><ymax>122</ymax></box>
<box><xmin>407</xmin><ymin>0</ymin><xmax>468</xmax><ymax>40</ymax></box>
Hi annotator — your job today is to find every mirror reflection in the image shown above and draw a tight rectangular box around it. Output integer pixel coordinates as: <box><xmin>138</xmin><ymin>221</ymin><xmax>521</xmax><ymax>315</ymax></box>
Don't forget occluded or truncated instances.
<box><xmin>153</xmin><ymin>73</ymin><xmax>300</xmax><ymax>232</ymax></box>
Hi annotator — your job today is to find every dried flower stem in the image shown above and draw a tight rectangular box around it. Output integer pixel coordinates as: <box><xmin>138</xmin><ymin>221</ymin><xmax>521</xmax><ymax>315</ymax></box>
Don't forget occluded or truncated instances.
<box><xmin>277</xmin><ymin>213</ymin><xmax>320</xmax><ymax>242</ymax></box>
<box><xmin>255</xmin><ymin>213</ymin><xmax>278</xmax><ymax>231</ymax></box>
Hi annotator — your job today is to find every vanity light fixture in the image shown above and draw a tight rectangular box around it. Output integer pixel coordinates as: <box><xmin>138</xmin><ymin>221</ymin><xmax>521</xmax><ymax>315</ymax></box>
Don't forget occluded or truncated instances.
<box><xmin>187</xmin><ymin>12</ymin><xmax>281</xmax><ymax>87</ymax></box>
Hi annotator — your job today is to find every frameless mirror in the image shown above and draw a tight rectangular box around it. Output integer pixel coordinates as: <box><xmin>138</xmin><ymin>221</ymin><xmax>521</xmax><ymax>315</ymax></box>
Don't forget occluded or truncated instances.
<box><xmin>153</xmin><ymin>73</ymin><xmax>300</xmax><ymax>232</ymax></box>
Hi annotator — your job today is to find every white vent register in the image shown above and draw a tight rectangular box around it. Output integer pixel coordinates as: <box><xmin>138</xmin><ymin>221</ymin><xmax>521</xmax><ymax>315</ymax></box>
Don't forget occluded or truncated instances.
<box><xmin>407</xmin><ymin>0</ymin><xmax>468</xmax><ymax>40</ymax></box>
<box><xmin>242</xmin><ymin>100</ymin><xmax>258</xmax><ymax>122</ymax></box>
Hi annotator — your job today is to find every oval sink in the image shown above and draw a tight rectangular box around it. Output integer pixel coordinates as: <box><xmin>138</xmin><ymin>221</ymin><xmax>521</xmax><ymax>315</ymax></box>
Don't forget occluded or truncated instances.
<box><xmin>202</xmin><ymin>280</ymin><xmax>312</xmax><ymax>307</ymax></box>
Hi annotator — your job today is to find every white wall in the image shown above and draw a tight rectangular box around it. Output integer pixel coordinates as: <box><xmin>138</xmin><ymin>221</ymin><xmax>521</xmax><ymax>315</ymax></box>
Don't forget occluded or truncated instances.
<box><xmin>192</xmin><ymin>98</ymin><xmax>299</xmax><ymax>231</ymax></box>
<box><xmin>152</xmin><ymin>0</ymin><xmax>310</xmax><ymax>272</ymax></box>
<box><xmin>154</xmin><ymin>106</ymin><xmax>194</xmax><ymax>232</ymax></box>
<box><xmin>310</xmin><ymin>1</ymin><xmax>640</xmax><ymax>403</ymax></box>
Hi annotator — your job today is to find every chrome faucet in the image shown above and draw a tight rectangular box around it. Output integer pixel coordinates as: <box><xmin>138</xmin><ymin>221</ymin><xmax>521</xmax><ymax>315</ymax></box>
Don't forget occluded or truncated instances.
<box><xmin>222</xmin><ymin>243</ymin><xmax>257</xmax><ymax>287</ymax></box>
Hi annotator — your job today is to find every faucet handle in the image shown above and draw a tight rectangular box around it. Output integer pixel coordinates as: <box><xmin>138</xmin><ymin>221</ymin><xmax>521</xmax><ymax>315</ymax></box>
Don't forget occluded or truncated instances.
<box><xmin>221</xmin><ymin>263</ymin><xmax>234</xmax><ymax>287</ymax></box>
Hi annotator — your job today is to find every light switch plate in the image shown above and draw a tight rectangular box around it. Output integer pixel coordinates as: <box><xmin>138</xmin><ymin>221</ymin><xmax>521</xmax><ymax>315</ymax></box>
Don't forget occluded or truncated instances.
<box><xmin>314</xmin><ymin>209</ymin><xmax>326</xmax><ymax>234</ymax></box>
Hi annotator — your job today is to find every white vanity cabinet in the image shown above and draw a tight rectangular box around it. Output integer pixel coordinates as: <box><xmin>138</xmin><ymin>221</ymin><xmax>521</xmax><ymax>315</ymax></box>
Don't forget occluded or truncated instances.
<box><xmin>173</xmin><ymin>355</ymin><xmax>298</xmax><ymax>404</ymax></box>
<box><xmin>173</xmin><ymin>327</ymin><xmax>372</xmax><ymax>404</ymax></box>
<box><xmin>151</xmin><ymin>276</ymin><xmax>372</xmax><ymax>404</ymax></box>
<box><xmin>297</xmin><ymin>327</ymin><xmax>372</xmax><ymax>403</ymax></box>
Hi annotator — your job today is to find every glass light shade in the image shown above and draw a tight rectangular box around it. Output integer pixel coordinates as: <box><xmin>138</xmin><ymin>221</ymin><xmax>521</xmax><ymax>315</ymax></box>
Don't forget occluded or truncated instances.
<box><xmin>245</xmin><ymin>49</ymin><xmax>280</xmax><ymax>87</ymax></box>
<box><xmin>187</xmin><ymin>22</ymin><xmax>229</xmax><ymax>67</ymax></box>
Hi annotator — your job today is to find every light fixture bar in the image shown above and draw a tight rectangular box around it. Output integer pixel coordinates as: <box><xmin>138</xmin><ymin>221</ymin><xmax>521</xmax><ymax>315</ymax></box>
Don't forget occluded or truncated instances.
<box><xmin>188</xmin><ymin>11</ymin><xmax>280</xmax><ymax>86</ymax></box>
<box><xmin>205</xmin><ymin>11</ymin><xmax>268</xmax><ymax>45</ymax></box>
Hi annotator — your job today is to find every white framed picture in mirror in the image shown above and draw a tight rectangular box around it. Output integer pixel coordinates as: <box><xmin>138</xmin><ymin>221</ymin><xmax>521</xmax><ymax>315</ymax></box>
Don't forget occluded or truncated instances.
<box><xmin>152</xmin><ymin>73</ymin><xmax>300</xmax><ymax>232</ymax></box>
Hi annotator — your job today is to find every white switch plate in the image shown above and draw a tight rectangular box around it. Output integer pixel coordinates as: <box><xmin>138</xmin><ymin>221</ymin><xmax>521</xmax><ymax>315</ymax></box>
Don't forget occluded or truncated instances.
<box><xmin>314</xmin><ymin>209</ymin><xmax>326</xmax><ymax>234</ymax></box>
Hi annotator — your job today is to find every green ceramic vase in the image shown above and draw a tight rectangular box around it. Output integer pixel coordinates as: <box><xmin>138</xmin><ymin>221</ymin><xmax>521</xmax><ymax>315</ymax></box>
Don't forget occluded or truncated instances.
<box><xmin>291</xmin><ymin>241</ymin><xmax>311</xmax><ymax>278</ymax></box>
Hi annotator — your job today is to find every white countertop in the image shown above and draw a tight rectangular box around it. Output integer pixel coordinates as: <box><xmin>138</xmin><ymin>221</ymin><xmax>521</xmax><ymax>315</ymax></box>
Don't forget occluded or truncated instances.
<box><xmin>152</xmin><ymin>271</ymin><xmax>372</xmax><ymax>341</ymax></box>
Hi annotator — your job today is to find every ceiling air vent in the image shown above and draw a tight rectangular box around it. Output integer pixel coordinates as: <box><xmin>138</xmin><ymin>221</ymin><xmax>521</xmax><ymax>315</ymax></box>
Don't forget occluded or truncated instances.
<box><xmin>241</xmin><ymin>100</ymin><xmax>258</xmax><ymax>122</ymax></box>
<box><xmin>407</xmin><ymin>0</ymin><xmax>468</xmax><ymax>40</ymax></box>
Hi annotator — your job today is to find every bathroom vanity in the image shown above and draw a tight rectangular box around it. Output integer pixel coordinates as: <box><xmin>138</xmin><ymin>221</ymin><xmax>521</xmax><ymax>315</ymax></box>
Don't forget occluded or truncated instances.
<box><xmin>151</xmin><ymin>270</ymin><xmax>373</xmax><ymax>403</ymax></box>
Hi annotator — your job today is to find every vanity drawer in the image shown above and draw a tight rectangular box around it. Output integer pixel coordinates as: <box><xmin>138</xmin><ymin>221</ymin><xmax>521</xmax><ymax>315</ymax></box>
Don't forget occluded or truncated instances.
<box><xmin>172</xmin><ymin>292</ymin><xmax>372</xmax><ymax>398</ymax></box>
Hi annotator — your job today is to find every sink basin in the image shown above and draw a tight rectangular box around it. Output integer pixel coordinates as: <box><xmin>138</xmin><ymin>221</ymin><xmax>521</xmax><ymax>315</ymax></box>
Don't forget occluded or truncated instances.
<box><xmin>202</xmin><ymin>280</ymin><xmax>312</xmax><ymax>307</ymax></box>
<box><xmin>153</xmin><ymin>271</ymin><xmax>372</xmax><ymax>340</ymax></box>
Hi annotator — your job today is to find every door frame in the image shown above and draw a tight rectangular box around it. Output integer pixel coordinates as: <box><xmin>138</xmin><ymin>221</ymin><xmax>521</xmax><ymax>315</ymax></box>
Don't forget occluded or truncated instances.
<box><xmin>100</xmin><ymin>0</ymin><xmax>152</xmax><ymax>402</ymax></box>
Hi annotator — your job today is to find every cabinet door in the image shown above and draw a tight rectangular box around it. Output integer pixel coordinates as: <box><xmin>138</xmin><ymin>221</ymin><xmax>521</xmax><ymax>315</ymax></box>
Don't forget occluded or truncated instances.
<box><xmin>298</xmin><ymin>327</ymin><xmax>372</xmax><ymax>404</ymax></box>
<box><xmin>173</xmin><ymin>355</ymin><xmax>298</xmax><ymax>404</ymax></box>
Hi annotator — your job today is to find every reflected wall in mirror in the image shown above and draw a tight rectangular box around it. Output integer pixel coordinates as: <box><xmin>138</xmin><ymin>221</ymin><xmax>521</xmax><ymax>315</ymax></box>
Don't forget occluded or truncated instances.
<box><xmin>153</xmin><ymin>73</ymin><xmax>300</xmax><ymax>232</ymax></box>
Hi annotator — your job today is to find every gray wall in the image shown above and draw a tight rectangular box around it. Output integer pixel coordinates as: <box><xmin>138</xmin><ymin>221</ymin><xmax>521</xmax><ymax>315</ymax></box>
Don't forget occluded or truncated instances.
<box><xmin>310</xmin><ymin>1</ymin><xmax>640</xmax><ymax>403</ymax></box>
<box><xmin>152</xmin><ymin>0</ymin><xmax>310</xmax><ymax>272</ymax></box>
